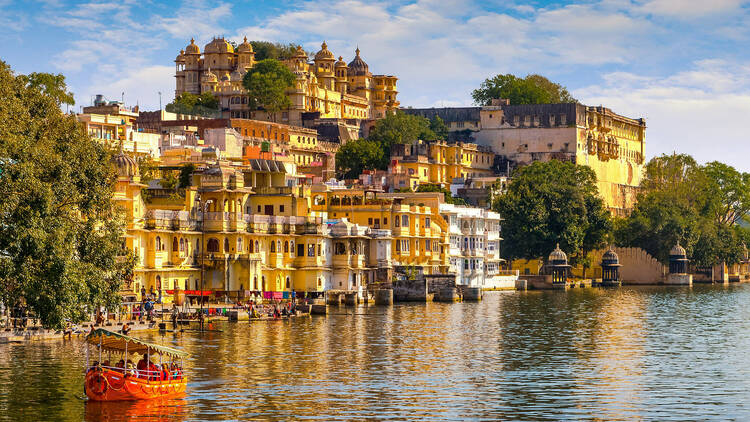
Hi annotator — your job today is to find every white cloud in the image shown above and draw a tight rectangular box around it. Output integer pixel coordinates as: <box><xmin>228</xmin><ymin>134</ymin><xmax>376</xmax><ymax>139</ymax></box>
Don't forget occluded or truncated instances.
<box><xmin>636</xmin><ymin>0</ymin><xmax>747</xmax><ymax>18</ymax></box>
<box><xmin>155</xmin><ymin>1</ymin><xmax>232</xmax><ymax>39</ymax></box>
<box><xmin>574</xmin><ymin>60</ymin><xmax>750</xmax><ymax>170</ymax></box>
<box><xmin>73</xmin><ymin>65</ymin><xmax>174</xmax><ymax>110</ymax></box>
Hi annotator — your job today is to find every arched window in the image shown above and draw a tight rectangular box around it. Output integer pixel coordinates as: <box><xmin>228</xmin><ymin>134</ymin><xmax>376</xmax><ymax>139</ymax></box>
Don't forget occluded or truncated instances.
<box><xmin>179</xmin><ymin>238</ymin><xmax>185</xmax><ymax>252</ymax></box>
<box><xmin>262</xmin><ymin>276</ymin><xmax>266</xmax><ymax>291</ymax></box>
<box><xmin>285</xmin><ymin>277</ymin><xmax>290</xmax><ymax>289</ymax></box>
<box><xmin>207</xmin><ymin>238</ymin><xmax>220</xmax><ymax>253</ymax></box>
<box><xmin>237</xmin><ymin>238</ymin><xmax>243</xmax><ymax>252</ymax></box>
<box><xmin>224</xmin><ymin>238</ymin><xmax>230</xmax><ymax>252</ymax></box>
<box><xmin>155</xmin><ymin>275</ymin><xmax>162</xmax><ymax>291</ymax></box>
<box><xmin>290</xmin><ymin>240</ymin><xmax>295</xmax><ymax>254</ymax></box>
<box><xmin>253</xmin><ymin>276</ymin><xmax>258</xmax><ymax>290</ymax></box>
<box><xmin>277</xmin><ymin>240</ymin><xmax>281</xmax><ymax>253</ymax></box>
<box><xmin>270</xmin><ymin>241</ymin><xmax>276</xmax><ymax>253</ymax></box>
<box><xmin>255</xmin><ymin>240</ymin><xmax>259</xmax><ymax>252</ymax></box>
<box><xmin>155</xmin><ymin>236</ymin><xmax>162</xmax><ymax>251</ymax></box>
<box><xmin>172</xmin><ymin>237</ymin><xmax>178</xmax><ymax>252</ymax></box>
<box><xmin>249</xmin><ymin>239</ymin><xmax>254</xmax><ymax>253</ymax></box>
<box><xmin>284</xmin><ymin>241</ymin><xmax>289</xmax><ymax>253</ymax></box>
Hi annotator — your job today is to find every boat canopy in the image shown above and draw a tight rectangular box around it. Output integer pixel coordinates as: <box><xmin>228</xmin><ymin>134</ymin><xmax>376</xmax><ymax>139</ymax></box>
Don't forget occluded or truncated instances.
<box><xmin>86</xmin><ymin>328</ymin><xmax>189</xmax><ymax>359</ymax></box>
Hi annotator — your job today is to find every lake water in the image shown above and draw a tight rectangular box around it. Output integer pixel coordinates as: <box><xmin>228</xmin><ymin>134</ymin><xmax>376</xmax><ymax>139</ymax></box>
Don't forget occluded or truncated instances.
<box><xmin>2</xmin><ymin>285</ymin><xmax>750</xmax><ymax>421</ymax></box>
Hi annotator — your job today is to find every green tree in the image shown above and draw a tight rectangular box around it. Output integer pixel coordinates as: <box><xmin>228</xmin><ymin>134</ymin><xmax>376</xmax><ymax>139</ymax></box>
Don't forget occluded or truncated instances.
<box><xmin>250</xmin><ymin>41</ymin><xmax>303</xmax><ymax>61</ymax></box>
<box><xmin>335</xmin><ymin>139</ymin><xmax>385</xmax><ymax>179</ymax></box>
<box><xmin>616</xmin><ymin>153</ymin><xmax>750</xmax><ymax>266</ymax></box>
<box><xmin>415</xmin><ymin>184</ymin><xmax>467</xmax><ymax>205</ymax></box>
<box><xmin>242</xmin><ymin>59</ymin><xmax>296</xmax><ymax>117</ymax></box>
<box><xmin>21</xmin><ymin>72</ymin><xmax>75</xmax><ymax>106</ymax></box>
<box><xmin>178</xmin><ymin>164</ymin><xmax>195</xmax><ymax>190</ymax></box>
<box><xmin>165</xmin><ymin>92</ymin><xmax>219</xmax><ymax>116</ymax></box>
<box><xmin>367</xmin><ymin>110</ymin><xmax>435</xmax><ymax>151</ymax></box>
<box><xmin>492</xmin><ymin>160</ymin><xmax>611</xmax><ymax>263</ymax></box>
<box><xmin>472</xmin><ymin>74</ymin><xmax>576</xmax><ymax>106</ymax></box>
<box><xmin>429</xmin><ymin>116</ymin><xmax>449</xmax><ymax>141</ymax></box>
<box><xmin>0</xmin><ymin>61</ymin><xmax>133</xmax><ymax>328</ymax></box>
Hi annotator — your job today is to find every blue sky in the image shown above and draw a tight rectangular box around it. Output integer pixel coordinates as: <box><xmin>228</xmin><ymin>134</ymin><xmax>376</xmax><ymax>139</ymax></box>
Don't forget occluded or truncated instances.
<box><xmin>2</xmin><ymin>0</ymin><xmax>750</xmax><ymax>169</ymax></box>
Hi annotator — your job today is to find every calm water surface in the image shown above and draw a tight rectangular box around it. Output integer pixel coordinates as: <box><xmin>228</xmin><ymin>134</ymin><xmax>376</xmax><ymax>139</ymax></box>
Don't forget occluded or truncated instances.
<box><xmin>2</xmin><ymin>285</ymin><xmax>750</xmax><ymax>421</ymax></box>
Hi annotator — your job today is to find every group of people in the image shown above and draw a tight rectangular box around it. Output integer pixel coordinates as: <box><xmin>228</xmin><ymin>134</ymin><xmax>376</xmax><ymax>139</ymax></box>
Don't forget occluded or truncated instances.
<box><xmin>245</xmin><ymin>301</ymin><xmax>297</xmax><ymax>319</ymax></box>
<box><xmin>89</xmin><ymin>353</ymin><xmax>183</xmax><ymax>381</ymax></box>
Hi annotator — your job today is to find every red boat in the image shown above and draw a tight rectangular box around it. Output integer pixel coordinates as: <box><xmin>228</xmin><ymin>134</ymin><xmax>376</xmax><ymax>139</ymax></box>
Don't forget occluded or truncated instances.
<box><xmin>84</xmin><ymin>328</ymin><xmax>188</xmax><ymax>401</ymax></box>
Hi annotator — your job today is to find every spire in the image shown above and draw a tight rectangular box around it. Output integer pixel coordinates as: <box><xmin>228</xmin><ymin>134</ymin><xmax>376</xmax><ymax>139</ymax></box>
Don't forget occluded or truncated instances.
<box><xmin>355</xmin><ymin>45</ymin><xmax>360</xmax><ymax>56</ymax></box>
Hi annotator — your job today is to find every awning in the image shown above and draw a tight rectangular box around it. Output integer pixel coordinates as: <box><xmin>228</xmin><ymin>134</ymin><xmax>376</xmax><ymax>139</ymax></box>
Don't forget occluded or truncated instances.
<box><xmin>86</xmin><ymin>328</ymin><xmax>189</xmax><ymax>359</ymax></box>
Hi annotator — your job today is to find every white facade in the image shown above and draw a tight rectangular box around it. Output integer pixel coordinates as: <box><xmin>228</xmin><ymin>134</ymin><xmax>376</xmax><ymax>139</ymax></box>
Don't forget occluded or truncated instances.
<box><xmin>440</xmin><ymin>204</ymin><xmax>513</xmax><ymax>289</ymax></box>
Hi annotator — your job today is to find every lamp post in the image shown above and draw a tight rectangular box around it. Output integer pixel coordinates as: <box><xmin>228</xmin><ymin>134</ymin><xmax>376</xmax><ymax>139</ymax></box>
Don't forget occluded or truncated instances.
<box><xmin>158</xmin><ymin>91</ymin><xmax>162</xmax><ymax>111</ymax></box>
<box><xmin>200</xmin><ymin>198</ymin><xmax>213</xmax><ymax>331</ymax></box>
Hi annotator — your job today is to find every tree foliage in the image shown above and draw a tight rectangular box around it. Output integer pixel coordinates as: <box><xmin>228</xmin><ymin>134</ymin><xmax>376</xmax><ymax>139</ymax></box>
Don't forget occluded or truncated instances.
<box><xmin>367</xmin><ymin>111</ymin><xmax>436</xmax><ymax>151</ymax></box>
<box><xmin>249</xmin><ymin>41</ymin><xmax>305</xmax><ymax>61</ymax></box>
<box><xmin>0</xmin><ymin>61</ymin><xmax>132</xmax><ymax>328</ymax></box>
<box><xmin>616</xmin><ymin>153</ymin><xmax>750</xmax><ymax>266</ymax></box>
<box><xmin>472</xmin><ymin>74</ymin><xmax>576</xmax><ymax>106</ymax></box>
<box><xmin>492</xmin><ymin>160</ymin><xmax>611</xmax><ymax>263</ymax></box>
<box><xmin>428</xmin><ymin>116</ymin><xmax>449</xmax><ymax>141</ymax></box>
<box><xmin>242</xmin><ymin>59</ymin><xmax>296</xmax><ymax>115</ymax></box>
<box><xmin>21</xmin><ymin>72</ymin><xmax>75</xmax><ymax>106</ymax></box>
<box><xmin>335</xmin><ymin>139</ymin><xmax>385</xmax><ymax>179</ymax></box>
<box><xmin>415</xmin><ymin>184</ymin><xmax>467</xmax><ymax>205</ymax></box>
<box><xmin>165</xmin><ymin>92</ymin><xmax>219</xmax><ymax>116</ymax></box>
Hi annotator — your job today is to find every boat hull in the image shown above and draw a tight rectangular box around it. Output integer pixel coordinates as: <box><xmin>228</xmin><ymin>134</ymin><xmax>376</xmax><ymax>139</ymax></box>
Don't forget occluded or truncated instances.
<box><xmin>85</xmin><ymin>369</ymin><xmax>187</xmax><ymax>401</ymax></box>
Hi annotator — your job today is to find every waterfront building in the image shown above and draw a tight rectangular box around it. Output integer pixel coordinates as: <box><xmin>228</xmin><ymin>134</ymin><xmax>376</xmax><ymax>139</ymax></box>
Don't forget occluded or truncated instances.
<box><xmin>404</xmin><ymin>100</ymin><xmax>647</xmax><ymax>214</ymax></box>
<box><xmin>439</xmin><ymin>203</ymin><xmax>511</xmax><ymax>289</ymax></box>
<box><xmin>389</xmin><ymin>140</ymin><xmax>496</xmax><ymax>191</ymax></box>
<box><xmin>174</xmin><ymin>38</ymin><xmax>399</xmax><ymax>126</ymax></box>
<box><xmin>113</xmin><ymin>152</ymin><xmax>392</xmax><ymax>302</ymax></box>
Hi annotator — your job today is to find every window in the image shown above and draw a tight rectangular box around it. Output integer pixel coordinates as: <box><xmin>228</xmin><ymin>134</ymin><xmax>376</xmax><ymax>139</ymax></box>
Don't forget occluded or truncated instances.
<box><xmin>368</xmin><ymin>218</ymin><xmax>373</xmax><ymax>225</ymax></box>
<box><xmin>290</xmin><ymin>241</ymin><xmax>295</xmax><ymax>254</ymax></box>
<box><xmin>425</xmin><ymin>239</ymin><xmax>430</xmax><ymax>250</ymax></box>
<box><xmin>207</xmin><ymin>238</ymin><xmax>220</xmax><ymax>253</ymax></box>
<box><xmin>280</xmin><ymin>205</ymin><xmax>285</xmax><ymax>213</ymax></box>
<box><xmin>317</xmin><ymin>244</ymin><xmax>322</xmax><ymax>256</ymax></box>
<box><xmin>255</xmin><ymin>240</ymin><xmax>259</xmax><ymax>252</ymax></box>
<box><xmin>308</xmin><ymin>244</ymin><xmax>315</xmax><ymax>257</ymax></box>
<box><xmin>179</xmin><ymin>238</ymin><xmax>185</xmax><ymax>252</ymax></box>
<box><xmin>257</xmin><ymin>205</ymin><xmax>261</xmax><ymax>213</ymax></box>
<box><xmin>237</xmin><ymin>238</ymin><xmax>243</xmax><ymax>252</ymax></box>
<box><xmin>395</xmin><ymin>216</ymin><xmax>400</xmax><ymax>227</ymax></box>
<box><xmin>224</xmin><ymin>238</ymin><xmax>230</xmax><ymax>252</ymax></box>
<box><xmin>155</xmin><ymin>236</ymin><xmax>162</xmax><ymax>251</ymax></box>
<box><xmin>335</xmin><ymin>242</ymin><xmax>346</xmax><ymax>255</ymax></box>
<box><xmin>402</xmin><ymin>215</ymin><xmax>409</xmax><ymax>227</ymax></box>
<box><xmin>297</xmin><ymin>244</ymin><xmax>304</xmax><ymax>257</ymax></box>
<box><xmin>270</xmin><ymin>241</ymin><xmax>276</xmax><ymax>253</ymax></box>
<box><xmin>384</xmin><ymin>218</ymin><xmax>388</xmax><ymax>225</ymax></box>
<box><xmin>285</xmin><ymin>277</ymin><xmax>290</xmax><ymax>289</ymax></box>
<box><xmin>425</xmin><ymin>217</ymin><xmax>430</xmax><ymax>227</ymax></box>
<box><xmin>374</xmin><ymin>218</ymin><xmax>380</xmax><ymax>226</ymax></box>
<box><xmin>284</xmin><ymin>241</ymin><xmax>289</xmax><ymax>253</ymax></box>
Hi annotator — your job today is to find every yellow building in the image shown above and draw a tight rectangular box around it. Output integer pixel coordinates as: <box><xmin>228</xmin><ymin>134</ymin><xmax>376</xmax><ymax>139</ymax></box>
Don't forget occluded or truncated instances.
<box><xmin>78</xmin><ymin>102</ymin><xmax>161</xmax><ymax>158</ymax></box>
<box><xmin>113</xmin><ymin>154</ymin><xmax>391</xmax><ymax>302</ymax></box>
<box><xmin>175</xmin><ymin>38</ymin><xmax>399</xmax><ymax>126</ymax></box>
<box><xmin>310</xmin><ymin>188</ymin><xmax>449</xmax><ymax>274</ymax></box>
<box><xmin>389</xmin><ymin>140</ymin><xmax>496</xmax><ymax>190</ymax></box>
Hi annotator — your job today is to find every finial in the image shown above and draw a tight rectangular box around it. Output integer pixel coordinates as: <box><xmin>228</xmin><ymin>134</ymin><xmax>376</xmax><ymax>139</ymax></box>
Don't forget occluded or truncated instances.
<box><xmin>338</xmin><ymin>56</ymin><xmax>343</xmax><ymax>61</ymax></box>
<box><xmin>355</xmin><ymin>46</ymin><xmax>360</xmax><ymax>56</ymax></box>
<box><xmin>243</xmin><ymin>36</ymin><xmax>247</xmax><ymax>42</ymax></box>
<box><xmin>322</xmin><ymin>40</ymin><xmax>327</xmax><ymax>49</ymax></box>
<box><xmin>190</xmin><ymin>38</ymin><xmax>195</xmax><ymax>44</ymax></box>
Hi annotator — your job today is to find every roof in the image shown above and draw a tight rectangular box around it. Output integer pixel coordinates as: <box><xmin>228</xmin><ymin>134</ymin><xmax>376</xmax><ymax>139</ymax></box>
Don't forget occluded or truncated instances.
<box><xmin>246</xmin><ymin>159</ymin><xmax>286</xmax><ymax>173</ymax></box>
<box><xmin>401</xmin><ymin>107</ymin><xmax>481</xmax><ymax>123</ymax></box>
<box><xmin>86</xmin><ymin>328</ymin><xmax>189</xmax><ymax>358</ymax></box>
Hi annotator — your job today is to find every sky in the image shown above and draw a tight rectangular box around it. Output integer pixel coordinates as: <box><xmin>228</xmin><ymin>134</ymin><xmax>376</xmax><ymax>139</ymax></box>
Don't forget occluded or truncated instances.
<box><xmin>1</xmin><ymin>0</ymin><xmax>749</xmax><ymax>169</ymax></box>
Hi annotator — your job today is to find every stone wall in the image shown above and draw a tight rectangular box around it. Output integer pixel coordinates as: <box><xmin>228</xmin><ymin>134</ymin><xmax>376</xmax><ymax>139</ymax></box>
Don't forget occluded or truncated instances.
<box><xmin>425</xmin><ymin>274</ymin><xmax>457</xmax><ymax>294</ymax></box>
<box><xmin>589</xmin><ymin>247</ymin><xmax>665</xmax><ymax>285</ymax></box>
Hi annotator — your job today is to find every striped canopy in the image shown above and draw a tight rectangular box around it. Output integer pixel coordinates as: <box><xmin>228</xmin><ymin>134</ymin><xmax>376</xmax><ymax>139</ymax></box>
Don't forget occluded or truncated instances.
<box><xmin>86</xmin><ymin>328</ymin><xmax>189</xmax><ymax>359</ymax></box>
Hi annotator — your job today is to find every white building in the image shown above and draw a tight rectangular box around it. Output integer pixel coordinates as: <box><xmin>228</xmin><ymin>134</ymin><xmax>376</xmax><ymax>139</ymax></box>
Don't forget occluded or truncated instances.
<box><xmin>440</xmin><ymin>204</ymin><xmax>516</xmax><ymax>289</ymax></box>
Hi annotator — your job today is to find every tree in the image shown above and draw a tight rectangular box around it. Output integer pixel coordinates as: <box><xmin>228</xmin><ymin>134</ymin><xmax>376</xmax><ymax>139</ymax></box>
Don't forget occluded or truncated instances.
<box><xmin>472</xmin><ymin>73</ymin><xmax>576</xmax><ymax>106</ymax></box>
<box><xmin>415</xmin><ymin>184</ymin><xmax>467</xmax><ymax>205</ymax></box>
<box><xmin>335</xmin><ymin>139</ymin><xmax>385</xmax><ymax>179</ymax></box>
<box><xmin>429</xmin><ymin>116</ymin><xmax>449</xmax><ymax>141</ymax></box>
<box><xmin>178</xmin><ymin>164</ymin><xmax>195</xmax><ymax>190</ymax></box>
<box><xmin>0</xmin><ymin>61</ymin><xmax>133</xmax><ymax>328</ymax></box>
<box><xmin>367</xmin><ymin>110</ymin><xmax>435</xmax><ymax>151</ymax></box>
<box><xmin>242</xmin><ymin>59</ymin><xmax>296</xmax><ymax>116</ymax></box>
<box><xmin>21</xmin><ymin>72</ymin><xmax>75</xmax><ymax>106</ymax></box>
<box><xmin>249</xmin><ymin>41</ymin><xmax>303</xmax><ymax>61</ymax></box>
<box><xmin>492</xmin><ymin>160</ymin><xmax>611</xmax><ymax>263</ymax></box>
<box><xmin>165</xmin><ymin>92</ymin><xmax>219</xmax><ymax>116</ymax></box>
<box><xmin>616</xmin><ymin>153</ymin><xmax>750</xmax><ymax>266</ymax></box>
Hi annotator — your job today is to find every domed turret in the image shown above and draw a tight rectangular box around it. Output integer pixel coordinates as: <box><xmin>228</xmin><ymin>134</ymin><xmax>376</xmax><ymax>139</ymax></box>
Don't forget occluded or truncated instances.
<box><xmin>237</xmin><ymin>36</ymin><xmax>253</xmax><ymax>53</ymax></box>
<box><xmin>670</xmin><ymin>242</ymin><xmax>686</xmax><ymax>257</ymax></box>
<box><xmin>335</xmin><ymin>56</ymin><xmax>347</xmax><ymax>68</ymax></box>
<box><xmin>175</xmin><ymin>49</ymin><xmax>185</xmax><ymax>63</ymax></box>
<box><xmin>602</xmin><ymin>247</ymin><xmax>619</xmax><ymax>265</ymax></box>
<box><xmin>548</xmin><ymin>243</ymin><xmax>568</xmax><ymax>265</ymax></box>
<box><xmin>205</xmin><ymin>37</ymin><xmax>234</xmax><ymax>54</ymax></box>
<box><xmin>600</xmin><ymin>246</ymin><xmax>622</xmax><ymax>286</ymax></box>
<box><xmin>112</xmin><ymin>152</ymin><xmax>139</xmax><ymax>179</ymax></box>
<box><xmin>202</xmin><ymin>68</ymin><xmax>218</xmax><ymax>83</ymax></box>
<box><xmin>184</xmin><ymin>38</ymin><xmax>200</xmax><ymax>55</ymax></box>
<box><xmin>314</xmin><ymin>41</ymin><xmax>335</xmax><ymax>61</ymax></box>
<box><xmin>348</xmin><ymin>47</ymin><xmax>370</xmax><ymax>76</ymax></box>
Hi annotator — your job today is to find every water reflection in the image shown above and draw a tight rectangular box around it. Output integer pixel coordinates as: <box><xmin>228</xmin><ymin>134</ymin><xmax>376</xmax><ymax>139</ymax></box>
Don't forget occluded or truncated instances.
<box><xmin>2</xmin><ymin>285</ymin><xmax>750</xmax><ymax>420</ymax></box>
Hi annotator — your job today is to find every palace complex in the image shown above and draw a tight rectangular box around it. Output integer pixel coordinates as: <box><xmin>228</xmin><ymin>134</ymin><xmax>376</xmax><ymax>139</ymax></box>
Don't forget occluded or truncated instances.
<box><xmin>174</xmin><ymin>38</ymin><xmax>399</xmax><ymax>127</ymax></box>
<box><xmin>404</xmin><ymin>100</ymin><xmax>646</xmax><ymax>214</ymax></box>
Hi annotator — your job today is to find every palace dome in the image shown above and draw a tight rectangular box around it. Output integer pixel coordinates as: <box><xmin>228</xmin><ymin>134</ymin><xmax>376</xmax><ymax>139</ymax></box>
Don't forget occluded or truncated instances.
<box><xmin>202</xmin><ymin>69</ymin><xmax>218</xmax><ymax>82</ymax></box>
<box><xmin>292</xmin><ymin>45</ymin><xmax>308</xmax><ymax>59</ymax></box>
<box><xmin>185</xmin><ymin>38</ymin><xmax>200</xmax><ymax>55</ymax></box>
<box><xmin>548</xmin><ymin>244</ymin><xmax>568</xmax><ymax>263</ymax></box>
<box><xmin>112</xmin><ymin>152</ymin><xmax>139</xmax><ymax>178</ymax></box>
<box><xmin>347</xmin><ymin>47</ymin><xmax>369</xmax><ymax>75</ymax></box>
<box><xmin>175</xmin><ymin>50</ymin><xmax>185</xmax><ymax>62</ymax></box>
<box><xmin>335</xmin><ymin>56</ymin><xmax>347</xmax><ymax>68</ymax></box>
<box><xmin>670</xmin><ymin>242</ymin><xmax>686</xmax><ymax>257</ymax></box>
<box><xmin>237</xmin><ymin>36</ymin><xmax>253</xmax><ymax>54</ymax></box>
<box><xmin>314</xmin><ymin>41</ymin><xmax>335</xmax><ymax>61</ymax></box>
<box><xmin>205</xmin><ymin>37</ymin><xmax>234</xmax><ymax>54</ymax></box>
<box><xmin>602</xmin><ymin>247</ymin><xmax>620</xmax><ymax>265</ymax></box>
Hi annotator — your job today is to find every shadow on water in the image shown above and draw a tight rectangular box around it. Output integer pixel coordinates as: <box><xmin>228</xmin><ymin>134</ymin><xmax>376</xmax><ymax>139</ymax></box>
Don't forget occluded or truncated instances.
<box><xmin>1</xmin><ymin>284</ymin><xmax>750</xmax><ymax>420</ymax></box>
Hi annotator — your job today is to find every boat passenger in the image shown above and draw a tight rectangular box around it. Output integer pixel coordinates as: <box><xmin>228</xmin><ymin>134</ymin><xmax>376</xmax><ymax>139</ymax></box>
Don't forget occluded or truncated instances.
<box><xmin>88</xmin><ymin>361</ymin><xmax>99</xmax><ymax>373</ymax></box>
<box><xmin>121</xmin><ymin>323</ymin><xmax>131</xmax><ymax>335</ymax></box>
<box><xmin>116</xmin><ymin>359</ymin><xmax>125</xmax><ymax>372</ymax></box>
<box><xmin>125</xmin><ymin>360</ymin><xmax>136</xmax><ymax>377</ymax></box>
<box><xmin>102</xmin><ymin>360</ymin><xmax>111</xmax><ymax>369</ymax></box>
